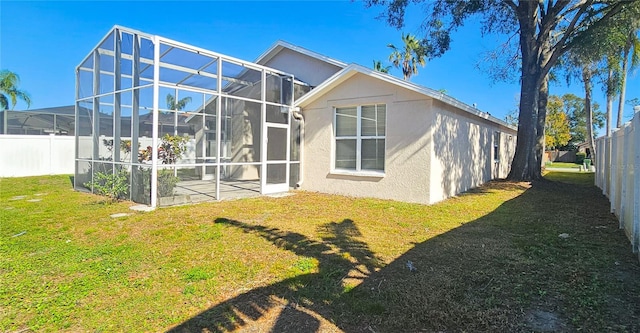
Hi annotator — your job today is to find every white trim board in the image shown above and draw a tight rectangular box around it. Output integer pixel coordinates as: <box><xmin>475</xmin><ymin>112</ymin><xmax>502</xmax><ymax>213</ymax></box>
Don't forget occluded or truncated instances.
<box><xmin>295</xmin><ymin>63</ymin><xmax>516</xmax><ymax>131</ymax></box>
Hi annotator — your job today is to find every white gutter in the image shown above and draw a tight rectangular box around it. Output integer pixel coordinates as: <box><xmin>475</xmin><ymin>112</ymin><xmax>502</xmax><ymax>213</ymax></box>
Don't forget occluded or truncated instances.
<box><xmin>292</xmin><ymin>108</ymin><xmax>304</xmax><ymax>188</ymax></box>
<box><xmin>295</xmin><ymin>63</ymin><xmax>517</xmax><ymax>132</ymax></box>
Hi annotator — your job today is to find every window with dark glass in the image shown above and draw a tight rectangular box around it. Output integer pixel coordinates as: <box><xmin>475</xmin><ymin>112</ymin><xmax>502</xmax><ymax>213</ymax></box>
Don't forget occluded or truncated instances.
<box><xmin>334</xmin><ymin>104</ymin><xmax>386</xmax><ymax>172</ymax></box>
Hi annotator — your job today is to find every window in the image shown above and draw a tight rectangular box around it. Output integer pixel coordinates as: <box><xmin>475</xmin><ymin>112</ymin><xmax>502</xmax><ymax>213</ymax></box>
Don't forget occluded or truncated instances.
<box><xmin>493</xmin><ymin>131</ymin><xmax>500</xmax><ymax>162</ymax></box>
<box><xmin>334</xmin><ymin>104</ymin><xmax>386</xmax><ymax>173</ymax></box>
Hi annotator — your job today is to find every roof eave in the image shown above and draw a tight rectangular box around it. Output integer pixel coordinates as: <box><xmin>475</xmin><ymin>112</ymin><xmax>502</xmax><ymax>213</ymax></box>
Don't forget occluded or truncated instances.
<box><xmin>295</xmin><ymin>64</ymin><xmax>517</xmax><ymax>132</ymax></box>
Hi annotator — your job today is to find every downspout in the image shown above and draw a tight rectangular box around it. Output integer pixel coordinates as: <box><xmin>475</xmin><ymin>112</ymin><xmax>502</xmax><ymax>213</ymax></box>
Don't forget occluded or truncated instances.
<box><xmin>292</xmin><ymin>108</ymin><xmax>304</xmax><ymax>188</ymax></box>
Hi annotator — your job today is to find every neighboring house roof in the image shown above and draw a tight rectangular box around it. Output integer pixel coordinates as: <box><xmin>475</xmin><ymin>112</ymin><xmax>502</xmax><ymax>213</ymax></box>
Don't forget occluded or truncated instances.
<box><xmin>575</xmin><ymin>142</ymin><xmax>590</xmax><ymax>148</ymax></box>
<box><xmin>11</xmin><ymin>105</ymin><xmax>75</xmax><ymax>115</ymax></box>
<box><xmin>295</xmin><ymin>63</ymin><xmax>517</xmax><ymax>131</ymax></box>
<box><xmin>255</xmin><ymin>40</ymin><xmax>348</xmax><ymax>70</ymax></box>
<box><xmin>2</xmin><ymin>105</ymin><xmax>76</xmax><ymax>135</ymax></box>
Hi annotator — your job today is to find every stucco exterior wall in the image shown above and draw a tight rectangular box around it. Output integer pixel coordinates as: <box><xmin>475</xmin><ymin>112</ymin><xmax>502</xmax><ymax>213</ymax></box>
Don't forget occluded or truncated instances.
<box><xmin>429</xmin><ymin>100</ymin><xmax>516</xmax><ymax>204</ymax></box>
<box><xmin>262</xmin><ymin>48</ymin><xmax>343</xmax><ymax>87</ymax></box>
<box><xmin>498</xmin><ymin>129</ymin><xmax>516</xmax><ymax>178</ymax></box>
<box><xmin>301</xmin><ymin>73</ymin><xmax>433</xmax><ymax>204</ymax></box>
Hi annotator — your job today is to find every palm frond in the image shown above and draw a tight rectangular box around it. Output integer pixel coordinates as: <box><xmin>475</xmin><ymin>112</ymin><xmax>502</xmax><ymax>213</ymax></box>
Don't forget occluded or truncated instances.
<box><xmin>15</xmin><ymin>91</ymin><xmax>31</xmax><ymax>108</ymax></box>
<box><xmin>631</xmin><ymin>37</ymin><xmax>640</xmax><ymax>68</ymax></box>
<box><xmin>0</xmin><ymin>94</ymin><xmax>8</xmax><ymax>111</ymax></box>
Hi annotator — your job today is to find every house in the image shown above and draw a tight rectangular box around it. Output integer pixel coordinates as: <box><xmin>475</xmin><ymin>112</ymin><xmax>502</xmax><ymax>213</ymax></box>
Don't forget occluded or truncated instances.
<box><xmin>576</xmin><ymin>141</ymin><xmax>592</xmax><ymax>157</ymax></box>
<box><xmin>74</xmin><ymin>26</ymin><xmax>516</xmax><ymax>207</ymax></box>
<box><xmin>258</xmin><ymin>41</ymin><xmax>516</xmax><ymax>204</ymax></box>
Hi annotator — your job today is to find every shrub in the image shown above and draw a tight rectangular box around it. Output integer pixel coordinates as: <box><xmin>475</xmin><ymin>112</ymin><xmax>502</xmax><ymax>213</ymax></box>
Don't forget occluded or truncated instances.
<box><xmin>159</xmin><ymin>134</ymin><xmax>189</xmax><ymax>164</ymax></box>
<box><xmin>133</xmin><ymin>168</ymin><xmax>180</xmax><ymax>202</ymax></box>
<box><xmin>576</xmin><ymin>152</ymin><xmax>587</xmax><ymax>164</ymax></box>
<box><xmin>138</xmin><ymin>134</ymin><xmax>189</xmax><ymax>164</ymax></box>
<box><xmin>158</xmin><ymin>169</ymin><xmax>180</xmax><ymax>197</ymax></box>
<box><xmin>84</xmin><ymin>170</ymin><xmax>130</xmax><ymax>202</ymax></box>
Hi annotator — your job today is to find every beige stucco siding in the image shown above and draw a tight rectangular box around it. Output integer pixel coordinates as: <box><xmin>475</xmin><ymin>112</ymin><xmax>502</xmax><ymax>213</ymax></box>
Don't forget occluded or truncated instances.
<box><xmin>497</xmin><ymin>130</ymin><xmax>516</xmax><ymax>178</ymax></box>
<box><xmin>262</xmin><ymin>48</ymin><xmax>343</xmax><ymax>87</ymax></box>
<box><xmin>429</xmin><ymin>100</ymin><xmax>516</xmax><ymax>204</ymax></box>
<box><xmin>301</xmin><ymin>73</ymin><xmax>433</xmax><ymax>204</ymax></box>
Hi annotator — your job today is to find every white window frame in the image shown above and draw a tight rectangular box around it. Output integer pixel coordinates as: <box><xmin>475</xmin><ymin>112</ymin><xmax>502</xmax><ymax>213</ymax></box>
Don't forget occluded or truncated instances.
<box><xmin>332</xmin><ymin>104</ymin><xmax>386</xmax><ymax>177</ymax></box>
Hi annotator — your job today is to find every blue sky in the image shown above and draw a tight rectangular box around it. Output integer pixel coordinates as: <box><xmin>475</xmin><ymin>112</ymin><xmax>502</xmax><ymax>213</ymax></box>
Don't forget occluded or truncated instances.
<box><xmin>1</xmin><ymin>0</ymin><xmax>639</xmax><ymax>130</ymax></box>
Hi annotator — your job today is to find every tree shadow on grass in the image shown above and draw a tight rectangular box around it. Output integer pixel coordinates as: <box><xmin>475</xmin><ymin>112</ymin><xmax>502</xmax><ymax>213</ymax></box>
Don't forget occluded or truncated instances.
<box><xmin>167</xmin><ymin>178</ymin><xmax>640</xmax><ymax>333</ymax></box>
<box><xmin>168</xmin><ymin>218</ymin><xmax>383</xmax><ymax>332</ymax></box>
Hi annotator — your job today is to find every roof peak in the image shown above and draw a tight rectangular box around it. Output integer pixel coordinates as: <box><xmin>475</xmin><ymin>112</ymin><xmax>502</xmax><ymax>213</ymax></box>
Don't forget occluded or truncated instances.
<box><xmin>255</xmin><ymin>40</ymin><xmax>347</xmax><ymax>69</ymax></box>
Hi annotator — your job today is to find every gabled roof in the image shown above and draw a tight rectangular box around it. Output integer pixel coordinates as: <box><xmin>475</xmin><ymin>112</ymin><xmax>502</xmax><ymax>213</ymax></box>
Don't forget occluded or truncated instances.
<box><xmin>255</xmin><ymin>40</ymin><xmax>348</xmax><ymax>69</ymax></box>
<box><xmin>295</xmin><ymin>63</ymin><xmax>516</xmax><ymax>131</ymax></box>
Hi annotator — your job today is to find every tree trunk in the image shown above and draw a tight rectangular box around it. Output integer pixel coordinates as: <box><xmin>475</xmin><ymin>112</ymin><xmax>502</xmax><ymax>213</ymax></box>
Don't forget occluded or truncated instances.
<box><xmin>606</xmin><ymin>68</ymin><xmax>614</xmax><ymax>136</ymax></box>
<box><xmin>508</xmin><ymin>69</ymin><xmax>542</xmax><ymax>181</ymax></box>
<box><xmin>508</xmin><ymin>1</ymin><xmax>544</xmax><ymax>181</ymax></box>
<box><xmin>617</xmin><ymin>34</ymin><xmax>632</xmax><ymax>128</ymax></box>
<box><xmin>582</xmin><ymin>66</ymin><xmax>597</xmax><ymax>159</ymax></box>
<box><xmin>534</xmin><ymin>39</ymin><xmax>552</xmax><ymax>177</ymax></box>
<box><xmin>535</xmin><ymin>76</ymin><xmax>549</xmax><ymax>176</ymax></box>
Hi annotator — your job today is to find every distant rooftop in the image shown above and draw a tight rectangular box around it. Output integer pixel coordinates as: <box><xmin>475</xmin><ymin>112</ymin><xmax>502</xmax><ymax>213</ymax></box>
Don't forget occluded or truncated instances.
<box><xmin>1</xmin><ymin>105</ymin><xmax>75</xmax><ymax>135</ymax></box>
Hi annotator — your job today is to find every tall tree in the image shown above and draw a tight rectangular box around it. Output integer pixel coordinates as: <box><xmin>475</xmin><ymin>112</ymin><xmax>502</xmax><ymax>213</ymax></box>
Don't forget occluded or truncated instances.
<box><xmin>558</xmin><ymin>11</ymin><xmax>635</xmax><ymax>154</ymax></box>
<box><xmin>604</xmin><ymin>59</ymin><xmax>618</xmax><ymax>136</ymax></box>
<box><xmin>372</xmin><ymin>60</ymin><xmax>391</xmax><ymax>73</ymax></box>
<box><xmin>562</xmin><ymin>93</ymin><xmax>604</xmax><ymax>144</ymax></box>
<box><xmin>504</xmin><ymin>108</ymin><xmax>519</xmax><ymax>127</ymax></box>
<box><xmin>595</xmin><ymin>9</ymin><xmax>640</xmax><ymax>133</ymax></box>
<box><xmin>560</xmin><ymin>44</ymin><xmax>600</xmax><ymax>156</ymax></box>
<box><xmin>0</xmin><ymin>70</ymin><xmax>31</xmax><ymax>110</ymax></box>
<box><xmin>617</xmin><ymin>30</ymin><xmax>640</xmax><ymax>127</ymax></box>
<box><xmin>365</xmin><ymin>0</ymin><xmax>638</xmax><ymax>180</ymax></box>
<box><xmin>582</xmin><ymin>65</ymin><xmax>597</xmax><ymax>157</ymax></box>
<box><xmin>387</xmin><ymin>33</ymin><xmax>426</xmax><ymax>81</ymax></box>
<box><xmin>545</xmin><ymin>96</ymin><xmax>571</xmax><ymax>150</ymax></box>
<box><xmin>166</xmin><ymin>94</ymin><xmax>192</xmax><ymax>111</ymax></box>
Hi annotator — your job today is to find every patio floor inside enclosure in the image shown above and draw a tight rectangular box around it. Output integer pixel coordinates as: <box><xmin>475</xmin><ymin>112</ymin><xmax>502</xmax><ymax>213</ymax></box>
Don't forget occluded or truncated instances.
<box><xmin>75</xmin><ymin>26</ymin><xmax>305</xmax><ymax>207</ymax></box>
<box><xmin>174</xmin><ymin>179</ymin><xmax>260</xmax><ymax>203</ymax></box>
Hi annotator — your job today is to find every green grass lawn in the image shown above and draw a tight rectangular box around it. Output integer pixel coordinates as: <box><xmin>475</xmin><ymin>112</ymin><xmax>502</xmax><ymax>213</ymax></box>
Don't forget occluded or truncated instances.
<box><xmin>1</xmin><ymin>173</ymin><xmax>638</xmax><ymax>332</ymax></box>
<box><xmin>546</xmin><ymin>162</ymin><xmax>582</xmax><ymax>169</ymax></box>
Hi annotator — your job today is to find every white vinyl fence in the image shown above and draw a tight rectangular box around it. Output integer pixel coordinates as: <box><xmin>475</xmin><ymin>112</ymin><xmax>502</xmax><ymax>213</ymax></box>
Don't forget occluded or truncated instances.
<box><xmin>0</xmin><ymin>134</ymin><xmax>204</xmax><ymax>178</ymax></box>
<box><xmin>0</xmin><ymin>135</ymin><xmax>75</xmax><ymax>177</ymax></box>
<box><xmin>595</xmin><ymin>111</ymin><xmax>640</xmax><ymax>258</ymax></box>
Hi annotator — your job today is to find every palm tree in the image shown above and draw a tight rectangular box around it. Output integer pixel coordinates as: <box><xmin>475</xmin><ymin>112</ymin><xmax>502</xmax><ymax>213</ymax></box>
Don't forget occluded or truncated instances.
<box><xmin>582</xmin><ymin>64</ymin><xmax>598</xmax><ymax>159</ymax></box>
<box><xmin>372</xmin><ymin>60</ymin><xmax>391</xmax><ymax>73</ymax></box>
<box><xmin>166</xmin><ymin>94</ymin><xmax>192</xmax><ymax>111</ymax></box>
<box><xmin>563</xmin><ymin>29</ymin><xmax>605</xmax><ymax>159</ymax></box>
<box><xmin>616</xmin><ymin>29</ymin><xmax>640</xmax><ymax>128</ymax></box>
<box><xmin>604</xmin><ymin>56</ymin><xmax>618</xmax><ymax>136</ymax></box>
<box><xmin>387</xmin><ymin>33</ymin><xmax>426</xmax><ymax>81</ymax></box>
<box><xmin>0</xmin><ymin>70</ymin><xmax>31</xmax><ymax>110</ymax></box>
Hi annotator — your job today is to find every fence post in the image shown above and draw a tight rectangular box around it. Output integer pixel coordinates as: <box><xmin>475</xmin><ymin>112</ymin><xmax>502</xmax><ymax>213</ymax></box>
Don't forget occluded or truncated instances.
<box><xmin>603</xmin><ymin>137</ymin><xmax>610</xmax><ymax>197</ymax></box>
<box><xmin>596</xmin><ymin>138</ymin><xmax>602</xmax><ymax>187</ymax></box>
<box><xmin>49</xmin><ymin>133</ymin><xmax>55</xmax><ymax>175</ymax></box>
<box><xmin>633</xmin><ymin>113</ymin><xmax>640</xmax><ymax>253</ymax></box>
<box><xmin>610</xmin><ymin>135</ymin><xmax>617</xmax><ymax>214</ymax></box>
<box><xmin>598</xmin><ymin>139</ymin><xmax>604</xmax><ymax>186</ymax></box>
<box><xmin>620</xmin><ymin>127</ymin><xmax>629</xmax><ymax>229</ymax></box>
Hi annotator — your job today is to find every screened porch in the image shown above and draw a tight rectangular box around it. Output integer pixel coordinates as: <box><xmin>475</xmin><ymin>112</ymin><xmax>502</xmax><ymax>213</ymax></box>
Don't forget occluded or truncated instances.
<box><xmin>74</xmin><ymin>26</ymin><xmax>304</xmax><ymax>207</ymax></box>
